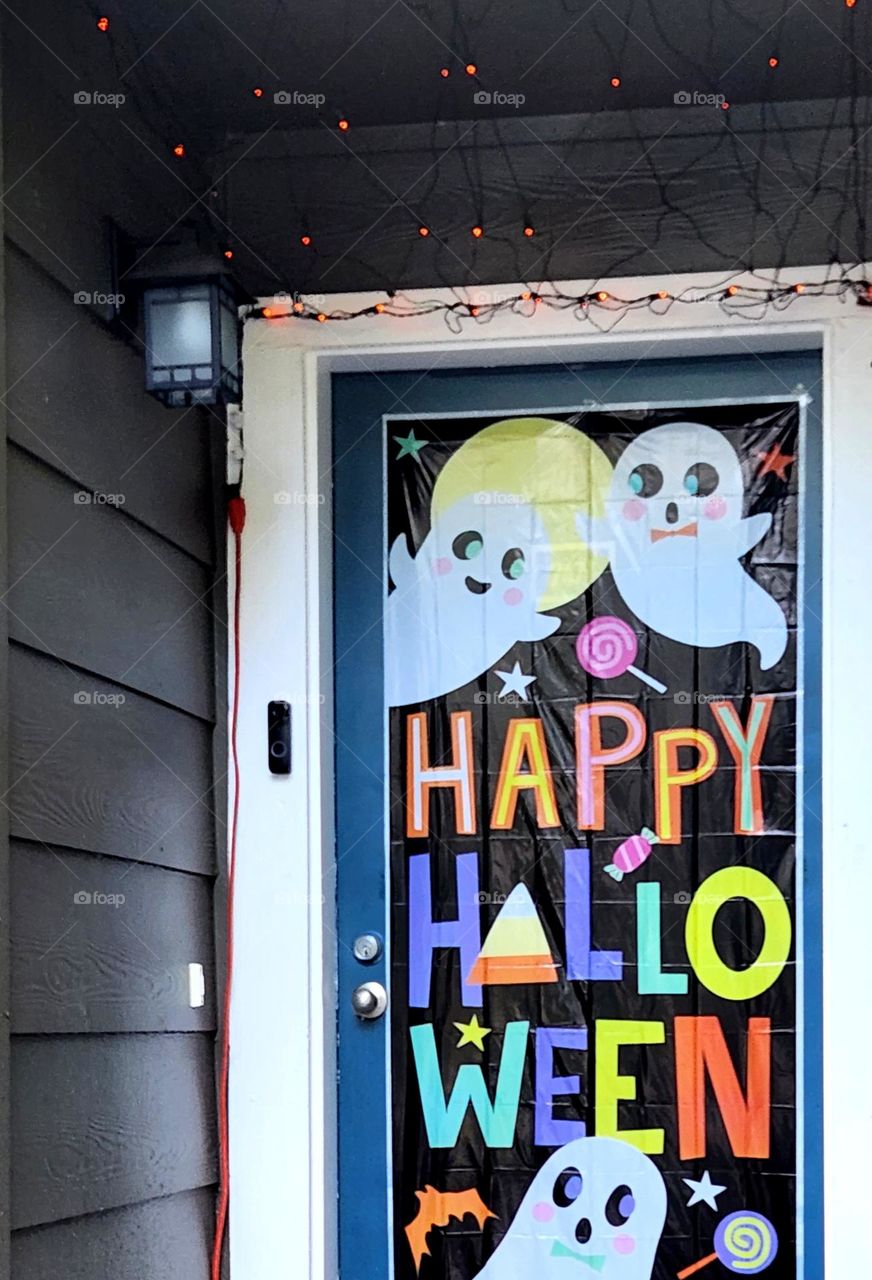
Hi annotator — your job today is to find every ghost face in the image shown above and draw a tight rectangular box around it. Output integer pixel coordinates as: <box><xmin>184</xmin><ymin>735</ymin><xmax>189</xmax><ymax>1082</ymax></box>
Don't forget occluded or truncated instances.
<box><xmin>477</xmin><ymin>1137</ymin><xmax>666</xmax><ymax>1280</ymax></box>
<box><xmin>607</xmin><ymin>422</ymin><xmax>746</xmax><ymax>568</ymax></box>
<box><xmin>596</xmin><ymin>422</ymin><xmax>786</xmax><ymax>668</ymax></box>
<box><xmin>385</xmin><ymin>495</ymin><xmax>558</xmax><ymax>706</ymax></box>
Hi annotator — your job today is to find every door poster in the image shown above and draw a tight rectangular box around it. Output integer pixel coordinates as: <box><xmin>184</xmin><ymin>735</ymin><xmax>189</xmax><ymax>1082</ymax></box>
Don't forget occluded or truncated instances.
<box><xmin>386</xmin><ymin>406</ymin><xmax>801</xmax><ymax>1280</ymax></box>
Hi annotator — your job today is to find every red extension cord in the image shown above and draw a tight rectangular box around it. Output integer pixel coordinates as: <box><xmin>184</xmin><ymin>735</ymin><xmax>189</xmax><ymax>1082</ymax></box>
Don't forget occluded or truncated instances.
<box><xmin>212</xmin><ymin>494</ymin><xmax>246</xmax><ymax>1280</ymax></box>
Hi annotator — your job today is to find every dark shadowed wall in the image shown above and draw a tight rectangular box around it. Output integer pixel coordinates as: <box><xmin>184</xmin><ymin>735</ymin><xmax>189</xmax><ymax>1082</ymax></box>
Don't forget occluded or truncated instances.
<box><xmin>1</xmin><ymin>5</ymin><xmax>226</xmax><ymax>1275</ymax></box>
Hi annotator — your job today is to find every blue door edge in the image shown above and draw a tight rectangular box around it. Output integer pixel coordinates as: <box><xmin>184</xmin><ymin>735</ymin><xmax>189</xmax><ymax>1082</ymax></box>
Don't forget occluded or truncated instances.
<box><xmin>333</xmin><ymin>352</ymin><xmax>824</xmax><ymax>1280</ymax></box>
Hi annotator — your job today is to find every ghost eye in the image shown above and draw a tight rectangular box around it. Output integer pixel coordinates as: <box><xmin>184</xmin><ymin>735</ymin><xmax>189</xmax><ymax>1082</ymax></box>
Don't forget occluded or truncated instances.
<box><xmin>553</xmin><ymin>1167</ymin><xmax>583</xmax><ymax>1207</ymax></box>
<box><xmin>628</xmin><ymin>464</ymin><xmax>663</xmax><ymax>498</ymax></box>
<box><xmin>684</xmin><ymin>462</ymin><xmax>719</xmax><ymax>496</ymax></box>
<box><xmin>452</xmin><ymin>530</ymin><xmax>483</xmax><ymax>560</ymax></box>
<box><xmin>501</xmin><ymin>547</ymin><xmax>525</xmax><ymax>580</ymax></box>
<box><xmin>605</xmin><ymin>1185</ymin><xmax>635</xmax><ymax>1227</ymax></box>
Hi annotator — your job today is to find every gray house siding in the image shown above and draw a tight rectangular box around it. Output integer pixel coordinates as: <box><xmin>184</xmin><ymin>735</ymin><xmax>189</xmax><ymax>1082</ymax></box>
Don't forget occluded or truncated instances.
<box><xmin>2</xmin><ymin>7</ymin><xmax>226</xmax><ymax>1274</ymax></box>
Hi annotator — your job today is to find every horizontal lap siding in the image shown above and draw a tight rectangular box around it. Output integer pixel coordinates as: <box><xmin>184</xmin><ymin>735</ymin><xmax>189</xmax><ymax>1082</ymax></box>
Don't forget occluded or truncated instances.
<box><xmin>11</xmin><ymin>1189</ymin><xmax>216</xmax><ymax>1280</ymax></box>
<box><xmin>4</xmin><ymin>10</ymin><xmax>225</xmax><ymax>1269</ymax></box>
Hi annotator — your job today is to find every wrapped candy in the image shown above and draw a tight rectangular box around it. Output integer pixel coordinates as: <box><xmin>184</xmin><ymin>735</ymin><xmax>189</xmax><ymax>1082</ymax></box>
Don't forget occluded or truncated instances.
<box><xmin>604</xmin><ymin>826</ymin><xmax>660</xmax><ymax>881</ymax></box>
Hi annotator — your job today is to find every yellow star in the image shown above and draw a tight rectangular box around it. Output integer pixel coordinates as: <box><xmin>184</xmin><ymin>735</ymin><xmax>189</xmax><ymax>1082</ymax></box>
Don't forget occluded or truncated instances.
<box><xmin>454</xmin><ymin>1015</ymin><xmax>491</xmax><ymax>1051</ymax></box>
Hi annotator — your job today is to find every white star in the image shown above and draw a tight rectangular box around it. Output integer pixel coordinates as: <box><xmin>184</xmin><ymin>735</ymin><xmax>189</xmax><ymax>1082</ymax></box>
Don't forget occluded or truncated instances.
<box><xmin>495</xmin><ymin>662</ymin><xmax>536</xmax><ymax>700</ymax></box>
<box><xmin>682</xmin><ymin>1171</ymin><xmax>727</xmax><ymax>1210</ymax></box>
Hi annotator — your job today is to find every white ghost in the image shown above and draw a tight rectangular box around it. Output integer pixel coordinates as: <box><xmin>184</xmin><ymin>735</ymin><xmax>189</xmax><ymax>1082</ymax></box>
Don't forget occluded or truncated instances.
<box><xmin>386</xmin><ymin>494</ymin><xmax>557</xmax><ymax>706</ymax></box>
<box><xmin>578</xmin><ymin>422</ymin><xmax>787</xmax><ymax>669</ymax></box>
<box><xmin>476</xmin><ymin>1136</ymin><xmax>666</xmax><ymax>1280</ymax></box>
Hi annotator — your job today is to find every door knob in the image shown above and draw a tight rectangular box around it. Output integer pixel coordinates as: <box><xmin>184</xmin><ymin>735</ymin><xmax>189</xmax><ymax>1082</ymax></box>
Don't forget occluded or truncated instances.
<box><xmin>352</xmin><ymin>981</ymin><xmax>388</xmax><ymax>1019</ymax></box>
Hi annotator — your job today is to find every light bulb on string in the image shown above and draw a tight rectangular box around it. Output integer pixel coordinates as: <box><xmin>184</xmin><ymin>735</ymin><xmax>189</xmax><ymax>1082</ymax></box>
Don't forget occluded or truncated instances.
<box><xmin>768</xmin><ymin>56</ymin><xmax>779</xmax><ymax>68</ymax></box>
<box><xmin>300</xmin><ymin>234</ymin><xmax>312</xmax><ymax>247</ymax></box>
<box><xmin>418</xmin><ymin>225</ymin><xmax>430</xmax><ymax>237</ymax></box>
<box><xmin>253</xmin><ymin>87</ymin><xmax>264</xmax><ymax>97</ymax></box>
<box><xmin>173</xmin><ymin>143</ymin><xmax>186</xmax><ymax>158</ymax></box>
<box><xmin>610</xmin><ymin>76</ymin><xmax>621</xmax><ymax>88</ymax></box>
<box><xmin>440</xmin><ymin>67</ymin><xmax>450</xmax><ymax>78</ymax></box>
<box><xmin>471</xmin><ymin>225</ymin><xmax>483</xmax><ymax>238</ymax></box>
<box><xmin>465</xmin><ymin>63</ymin><xmax>477</xmax><ymax>76</ymax></box>
<box><xmin>523</xmin><ymin>225</ymin><xmax>535</xmax><ymax>237</ymax></box>
<box><xmin>338</xmin><ymin>118</ymin><xmax>350</xmax><ymax>131</ymax></box>
<box><xmin>97</xmin><ymin>16</ymin><xmax>110</xmax><ymax>32</ymax></box>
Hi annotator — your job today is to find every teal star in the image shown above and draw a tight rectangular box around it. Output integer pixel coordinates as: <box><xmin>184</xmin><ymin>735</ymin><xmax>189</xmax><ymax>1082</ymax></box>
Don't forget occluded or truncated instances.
<box><xmin>394</xmin><ymin>428</ymin><xmax>428</xmax><ymax>461</ymax></box>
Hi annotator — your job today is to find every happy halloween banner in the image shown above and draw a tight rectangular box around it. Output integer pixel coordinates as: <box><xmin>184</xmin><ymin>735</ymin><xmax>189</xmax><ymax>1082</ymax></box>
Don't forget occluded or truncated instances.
<box><xmin>387</xmin><ymin>405</ymin><xmax>800</xmax><ymax>1280</ymax></box>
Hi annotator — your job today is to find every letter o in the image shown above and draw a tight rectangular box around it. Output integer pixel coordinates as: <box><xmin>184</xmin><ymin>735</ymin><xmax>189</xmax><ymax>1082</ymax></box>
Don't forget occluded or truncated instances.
<box><xmin>685</xmin><ymin>867</ymin><xmax>791</xmax><ymax>1000</ymax></box>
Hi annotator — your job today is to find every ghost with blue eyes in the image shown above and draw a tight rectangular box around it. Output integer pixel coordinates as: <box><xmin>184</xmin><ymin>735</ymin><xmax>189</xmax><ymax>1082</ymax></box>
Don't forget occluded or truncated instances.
<box><xmin>475</xmin><ymin>1137</ymin><xmax>666</xmax><ymax>1280</ymax></box>
<box><xmin>577</xmin><ymin>421</ymin><xmax>787</xmax><ymax>669</ymax></box>
<box><xmin>386</xmin><ymin>418</ymin><xmax>612</xmax><ymax>706</ymax></box>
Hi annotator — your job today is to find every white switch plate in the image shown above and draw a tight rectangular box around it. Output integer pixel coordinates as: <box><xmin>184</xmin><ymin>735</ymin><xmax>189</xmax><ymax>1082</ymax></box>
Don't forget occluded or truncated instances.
<box><xmin>188</xmin><ymin>962</ymin><xmax>206</xmax><ymax>1009</ymax></box>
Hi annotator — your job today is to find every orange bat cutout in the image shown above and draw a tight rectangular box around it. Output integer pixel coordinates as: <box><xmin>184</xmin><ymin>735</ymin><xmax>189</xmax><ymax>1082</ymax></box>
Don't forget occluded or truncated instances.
<box><xmin>405</xmin><ymin>1185</ymin><xmax>496</xmax><ymax>1273</ymax></box>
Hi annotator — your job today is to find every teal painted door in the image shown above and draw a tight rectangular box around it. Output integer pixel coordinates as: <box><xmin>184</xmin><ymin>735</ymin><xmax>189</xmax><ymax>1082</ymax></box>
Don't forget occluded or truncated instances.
<box><xmin>333</xmin><ymin>355</ymin><xmax>822</xmax><ymax>1280</ymax></box>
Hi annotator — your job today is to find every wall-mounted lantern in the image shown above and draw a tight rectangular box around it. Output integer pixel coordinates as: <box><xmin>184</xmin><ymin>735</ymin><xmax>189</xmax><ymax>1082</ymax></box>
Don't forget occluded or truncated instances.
<box><xmin>130</xmin><ymin>238</ymin><xmax>245</xmax><ymax>407</ymax></box>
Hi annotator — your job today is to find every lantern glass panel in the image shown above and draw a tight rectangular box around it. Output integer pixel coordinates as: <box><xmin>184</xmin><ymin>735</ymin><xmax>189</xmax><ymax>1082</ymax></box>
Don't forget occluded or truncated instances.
<box><xmin>147</xmin><ymin>286</ymin><xmax>213</xmax><ymax>371</ymax></box>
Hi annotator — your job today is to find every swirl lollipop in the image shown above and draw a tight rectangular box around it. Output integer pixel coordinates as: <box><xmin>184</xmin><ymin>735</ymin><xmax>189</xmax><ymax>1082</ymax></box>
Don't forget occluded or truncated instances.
<box><xmin>677</xmin><ymin>1210</ymin><xmax>779</xmax><ymax>1278</ymax></box>
<box><xmin>576</xmin><ymin>616</ymin><xmax>667</xmax><ymax>694</ymax></box>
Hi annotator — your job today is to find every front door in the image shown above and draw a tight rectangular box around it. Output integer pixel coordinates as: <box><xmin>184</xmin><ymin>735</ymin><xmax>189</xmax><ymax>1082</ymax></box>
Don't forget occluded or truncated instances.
<box><xmin>333</xmin><ymin>354</ymin><xmax>822</xmax><ymax>1280</ymax></box>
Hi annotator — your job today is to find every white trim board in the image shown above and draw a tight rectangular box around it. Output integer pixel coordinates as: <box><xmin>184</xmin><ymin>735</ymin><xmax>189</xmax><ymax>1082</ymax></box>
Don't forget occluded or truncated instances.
<box><xmin>230</xmin><ymin>263</ymin><xmax>871</xmax><ymax>1280</ymax></box>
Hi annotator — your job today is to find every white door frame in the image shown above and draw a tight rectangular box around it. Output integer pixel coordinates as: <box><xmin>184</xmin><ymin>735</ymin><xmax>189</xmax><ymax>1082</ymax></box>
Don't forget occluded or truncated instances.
<box><xmin>230</xmin><ymin>263</ymin><xmax>870</xmax><ymax>1280</ymax></box>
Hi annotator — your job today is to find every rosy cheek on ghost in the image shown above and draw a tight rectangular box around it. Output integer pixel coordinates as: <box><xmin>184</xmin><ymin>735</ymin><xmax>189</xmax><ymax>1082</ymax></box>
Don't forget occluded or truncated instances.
<box><xmin>532</xmin><ymin>1202</ymin><xmax>554</xmax><ymax>1223</ymax></box>
<box><xmin>503</xmin><ymin>587</ymin><xmax>523</xmax><ymax>606</ymax></box>
<box><xmin>622</xmin><ymin>498</ymin><xmax>646</xmax><ymax>521</ymax></box>
<box><xmin>433</xmin><ymin>557</ymin><xmax>453</xmax><ymax>575</ymax></box>
<box><xmin>612</xmin><ymin>1235</ymin><xmax>636</xmax><ymax>1256</ymax></box>
<box><xmin>703</xmin><ymin>496</ymin><xmax>727</xmax><ymax>520</ymax></box>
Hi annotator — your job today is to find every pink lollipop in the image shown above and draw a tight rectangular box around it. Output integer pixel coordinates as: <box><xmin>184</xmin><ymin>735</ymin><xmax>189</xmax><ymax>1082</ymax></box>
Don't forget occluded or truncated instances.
<box><xmin>576</xmin><ymin>616</ymin><xmax>667</xmax><ymax>693</ymax></box>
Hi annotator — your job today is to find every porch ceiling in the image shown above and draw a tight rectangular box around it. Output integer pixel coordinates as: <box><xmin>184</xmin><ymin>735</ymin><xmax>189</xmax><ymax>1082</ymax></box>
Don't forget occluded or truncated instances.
<box><xmin>60</xmin><ymin>1</ymin><xmax>872</xmax><ymax>294</ymax></box>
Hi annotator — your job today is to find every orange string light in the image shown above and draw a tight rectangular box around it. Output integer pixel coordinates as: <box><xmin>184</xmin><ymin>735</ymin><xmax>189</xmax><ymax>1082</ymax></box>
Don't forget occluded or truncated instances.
<box><xmin>471</xmin><ymin>225</ymin><xmax>483</xmax><ymax>238</ymax></box>
<box><xmin>465</xmin><ymin>63</ymin><xmax>477</xmax><ymax>75</ymax></box>
<box><xmin>768</xmin><ymin>56</ymin><xmax>779</xmax><ymax>68</ymax></box>
<box><xmin>523</xmin><ymin>225</ymin><xmax>535</xmax><ymax>237</ymax></box>
<box><xmin>253</xmin><ymin>87</ymin><xmax>264</xmax><ymax>97</ymax></box>
<box><xmin>97</xmin><ymin>16</ymin><xmax>110</xmax><ymax>32</ymax></box>
<box><xmin>610</xmin><ymin>76</ymin><xmax>621</xmax><ymax>87</ymax></box>
<box><xmin>253</xmin><ymin>274</ymin><xmax>872</xmax><ymax>325</ymax></box>
<box><xmin>418</xmin><ymin>226</ymin><xmax>430</xmax><ymax>237</ymax></box>
<box><xmin>338</xmin><ymin>118</ymin><xmax>350</xmax><ymax>131</ymax></box>
<box><xmin>173</xmin><ymin>144</ymin><xmax>186</xmax><ymax>158</ymax></box>
<box><xmin>440</xmin><ymin>67</ymin><xmax>450</xmax><ymax>78</ymax></box>
<box><xmin>300</xmin><ymin>234</ymin><xmax>312</xmax><ymax>247</ymax></box>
